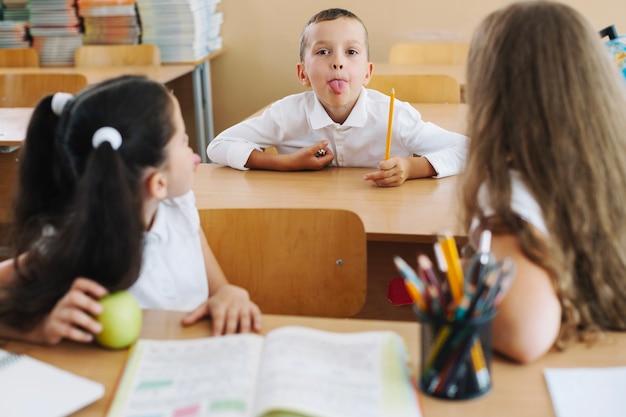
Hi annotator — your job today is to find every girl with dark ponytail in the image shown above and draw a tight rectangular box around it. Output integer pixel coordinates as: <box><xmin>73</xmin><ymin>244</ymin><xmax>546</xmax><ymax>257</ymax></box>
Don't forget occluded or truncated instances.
<box><xmin>0</xmin><ymin>75</ymin><xmax>261</xmax><ymax>344</ymax></box>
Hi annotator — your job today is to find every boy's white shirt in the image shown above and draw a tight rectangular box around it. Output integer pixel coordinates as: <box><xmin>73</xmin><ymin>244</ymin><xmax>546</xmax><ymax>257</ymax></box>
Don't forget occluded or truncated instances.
<box><xmin>207</xmin><ymin>87</ymin><xmax>468</xmax><ymax>178</ymax></box>
<box><xmin>129</xmin><ymin>190</ymin><xmax>208</xmax><ymax>311</ymax></box>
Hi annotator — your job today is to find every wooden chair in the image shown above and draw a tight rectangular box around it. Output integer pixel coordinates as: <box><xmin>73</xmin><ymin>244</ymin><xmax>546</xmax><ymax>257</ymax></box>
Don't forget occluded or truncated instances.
<box><xmin>74</xmin><ymin>44</ymin><xmax>161</xmax><ymax>67</ymax></box>
<box><xmin>367</xmin><ymin>74</ymin><xmax>461</xmax><ymax>104</ymax></box>
<box><xmin>0</xmin><ymin>48</ymin><xmax>39</xmax><ymax>67</ymax></box>
<box><xmin>0</xmin><ymin>73</ymin><xmax>88</xmax><ymax>107</ymax></box>
<box><xmin>199</xmin><ymin>208</ymin><xmax>367</xmax><ymax>317</ymax></box>
<box><xmin>389</xmin><ymin>42</ymin><xmax>470</xmax><ymax>65</ymax></box>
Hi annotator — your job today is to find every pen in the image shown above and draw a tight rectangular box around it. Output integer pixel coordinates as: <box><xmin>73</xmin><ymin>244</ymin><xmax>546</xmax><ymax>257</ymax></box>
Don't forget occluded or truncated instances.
<box><xmin>385</xmin><ymin>87</ymin><xmax>395</xmax><ymax>160</ymax></box>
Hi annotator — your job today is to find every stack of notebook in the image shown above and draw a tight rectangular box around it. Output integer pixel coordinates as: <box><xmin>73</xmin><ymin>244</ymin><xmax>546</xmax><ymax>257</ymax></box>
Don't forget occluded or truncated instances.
<box><xmin>77</xmin><ymin>0</ymin><xmax>140</xmax><ymax>45</ymax></box>
<box><xmin>135</xmin><ymin>0</ymin><xmax>219</xmax><ymax>62</ymax></box>
<box><xmin>0</xmin><ymin>20</ymin><xmax>30</xmax><ymax>47</ymax></box>
<box><xmin>28</xmin><ymin>0</ymin><xmax>82</xmax><ymax>66</ymax></box>
<box><xmin>2</xmin><ymin>0</ymin><xmax>29</xmax><ymax>21</ymax></box>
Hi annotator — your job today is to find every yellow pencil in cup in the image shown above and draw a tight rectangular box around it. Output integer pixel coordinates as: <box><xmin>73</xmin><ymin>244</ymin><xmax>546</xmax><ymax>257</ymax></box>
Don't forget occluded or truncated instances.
<box><xmin>438</xmin><ymin>233</ymin><xmax>464</xmax><ymax>306</ymax></box>
<box><xmin>385</xmin><ymin>87</ymin><xmax>395</xmax><ymax>160</ymax></box>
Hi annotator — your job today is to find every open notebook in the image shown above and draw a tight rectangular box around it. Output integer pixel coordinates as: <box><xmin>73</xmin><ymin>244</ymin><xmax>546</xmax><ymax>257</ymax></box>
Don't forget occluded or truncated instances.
<box><xmin>0</xmin><ymin>348</ymin><xmax>104</xmax><ymax>417</ymax></box>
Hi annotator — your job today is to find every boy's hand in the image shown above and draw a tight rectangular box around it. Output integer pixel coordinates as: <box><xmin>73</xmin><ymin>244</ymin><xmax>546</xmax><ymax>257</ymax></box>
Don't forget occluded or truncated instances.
<box><xmin>34</xmin><ymin>278</ymin><xmax>107</xmax><ymax>345</ymax></box>
<box><xmin>363</xmin><ymin>156</ymin><xmax>411</xmax><ymax>187</ymax></box>
<box><xmin>181</xmin><ymin>284</ymin><xmax>262</xmax><ymax>336</ymax></box>
<box><xmin>288</xmin><ymin>140</ymin><xmax>334</xmax><ymax>170</ymax></box>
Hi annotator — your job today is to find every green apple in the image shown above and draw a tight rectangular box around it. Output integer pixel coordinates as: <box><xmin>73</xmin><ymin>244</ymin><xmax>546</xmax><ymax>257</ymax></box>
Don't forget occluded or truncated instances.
<box><xmin>94</xmin><ymin>290</ymin><xmax>142</xmax><ymax>349</ymax></box>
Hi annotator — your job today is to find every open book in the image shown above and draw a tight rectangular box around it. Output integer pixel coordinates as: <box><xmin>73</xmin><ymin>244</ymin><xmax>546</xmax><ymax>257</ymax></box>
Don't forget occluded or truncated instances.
<box><xmin>107</xmin><ymin>326</ymin><xmax>422</xmax><ymax>417</ymax></box>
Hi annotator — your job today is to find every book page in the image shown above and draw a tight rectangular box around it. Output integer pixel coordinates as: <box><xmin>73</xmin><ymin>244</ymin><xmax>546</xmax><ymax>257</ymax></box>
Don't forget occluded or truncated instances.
<box><xmin>253</xmin><ymin>326</ymin><xmax>420</xmax><ymax>417</ymax></box>
<box><xmin>107</xmin><ymin>334</ymin><xmax>264</xmax><ymax>417</ymax></box>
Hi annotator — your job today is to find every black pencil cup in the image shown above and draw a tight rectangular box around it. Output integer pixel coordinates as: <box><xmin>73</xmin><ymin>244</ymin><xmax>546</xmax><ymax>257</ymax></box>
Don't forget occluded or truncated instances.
<box><xmin>418</xmin><ymin>311</ymin><xmax>494</xmax><ymax>400</ymax></box>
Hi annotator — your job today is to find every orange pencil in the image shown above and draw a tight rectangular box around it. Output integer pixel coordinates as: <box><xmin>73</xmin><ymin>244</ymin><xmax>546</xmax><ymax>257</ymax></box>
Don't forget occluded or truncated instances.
<box><xmin>385</xmin><ymin>87</ymin><xmax>395</xmax><ymax>159</ymax></box>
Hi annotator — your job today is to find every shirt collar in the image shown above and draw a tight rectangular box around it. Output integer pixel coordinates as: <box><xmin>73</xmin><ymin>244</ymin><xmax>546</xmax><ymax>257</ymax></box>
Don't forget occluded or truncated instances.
<box><xmin>309</xmin><ymin>87</ymin><xmax>369</xmax><ymax>129</ymax></box>
<box><xmin>145</xmin><ymin>206</ymin><xmax>168</xmax><ymax>243</ymax></box>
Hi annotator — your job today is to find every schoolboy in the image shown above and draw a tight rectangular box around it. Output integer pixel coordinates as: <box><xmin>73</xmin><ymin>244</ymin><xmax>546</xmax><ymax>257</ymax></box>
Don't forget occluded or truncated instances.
<box><xmin>207</xmin><ymin>8</ymin><xmax>467</xmax><ymax>187</ymax></box>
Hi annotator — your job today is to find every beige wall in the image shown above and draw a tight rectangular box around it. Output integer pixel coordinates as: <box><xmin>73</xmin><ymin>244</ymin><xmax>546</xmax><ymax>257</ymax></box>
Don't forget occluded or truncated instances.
<box><xmin>211</xmin><ymin>0</ymin><xmax>625</xmax><ymax>135</ymax></box>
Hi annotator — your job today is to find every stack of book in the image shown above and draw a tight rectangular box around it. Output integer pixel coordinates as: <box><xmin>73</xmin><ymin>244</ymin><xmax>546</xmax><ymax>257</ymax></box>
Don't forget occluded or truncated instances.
<box><xmin>28</xmin><ymin>0</ymin><xmax>82</xmax><ymax>66</ymax></box>
<box><xmin>135</xmin><ymin>0</ymin><xmax>217</xmax><ymax>63</ymax></box>
<box><xmin>205</xmin><ymin>0</ymin><xmax>221</xmax><ymax>53</ymax></box>
<box><xmin>0</xmin><ymin>20</ymin><xmax>30</xmax><ymax>47</ymax></box>
<box><xmin>77</xmin><ymin>0</ymin><xmax>140</xmax><ymax>45</ymax></box>
<box><xmin>2</xmin><ymin>0</ymin><xmax>29</xmax><ymax>21</ymax></box>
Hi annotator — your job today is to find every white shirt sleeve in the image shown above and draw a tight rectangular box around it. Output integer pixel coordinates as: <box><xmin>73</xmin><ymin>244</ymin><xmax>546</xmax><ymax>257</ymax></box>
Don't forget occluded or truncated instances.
<box><xmin>207</xmin><ymin>104</ymin><xmax>286</xmax><ymax>170</ymax></box>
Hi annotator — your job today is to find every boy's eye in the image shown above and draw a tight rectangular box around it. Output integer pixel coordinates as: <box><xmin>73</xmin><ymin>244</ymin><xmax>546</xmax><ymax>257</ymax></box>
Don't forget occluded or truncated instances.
<box><xmin>316</xmin><ymin>49</ymin><xmax>330</xmax><ymax>56</ymax></box>
<box><xmin>347</xmin><ymin>49</ymin><xmax>358</xmax><ymax>56</ymax></box>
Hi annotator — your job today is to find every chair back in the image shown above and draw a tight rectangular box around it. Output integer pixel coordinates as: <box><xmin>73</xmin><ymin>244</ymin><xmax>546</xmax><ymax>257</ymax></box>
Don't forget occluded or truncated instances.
<box><xmin>367</xmin><ymin>74</ymin><xmax>461</xmax><ymax>104</ymax></box>
<box><xmin>389</xmin><ymin>43</ymin><xmax>469</xmax><ymax>65</ymax></box>
<box><xmin>0</xmin><ymin>48</ymin><xmax>40</xmax><ymax>67</ymax></box>
<box><xmin>74</xmin><ymin>44</ymin><xmax>161</xmax><ymax>67</ymax></box>
<box><xmin>0</xmin><ymin>73</ymin><xmax>88</xmax><ymax>107</ymax></box>
<box><xmin>199</xmin><ymin>208</ymin><xmax>367</xmax><ymax>317</ymax></box>
<box><xmin>0</xmin><ymin>149</ymin><xmax>19</xmax><ymax>228</ymax></box>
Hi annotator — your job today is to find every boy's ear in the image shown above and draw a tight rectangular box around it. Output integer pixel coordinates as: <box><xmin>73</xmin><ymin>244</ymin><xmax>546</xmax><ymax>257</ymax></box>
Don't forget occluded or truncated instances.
<box><xmin>296</xmin><ymin>63</ymin><xmax>311</xmax><ymax>87</ymax></box>
<box><xmin>146</xmin><ymin>171</ymin><xmax>168</xmax><ymax>200</ymax></box>
<box><xmin>362</xmin><ymin>62</ymin><xmax>374</xmax><ymax>86</ymax></box>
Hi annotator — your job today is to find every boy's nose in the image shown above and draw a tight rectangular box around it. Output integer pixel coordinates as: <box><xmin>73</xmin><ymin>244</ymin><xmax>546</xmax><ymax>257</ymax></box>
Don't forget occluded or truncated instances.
<box><xmin>333</xmin><ymin>63</ymin><xmax>344</xmax><ymax>69</ymax></box>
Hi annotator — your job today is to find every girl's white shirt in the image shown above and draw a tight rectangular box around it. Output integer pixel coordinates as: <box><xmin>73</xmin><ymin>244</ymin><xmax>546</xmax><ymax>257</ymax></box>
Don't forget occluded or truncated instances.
<box><xmin>129</xmin><ymin>190</ymin><xmax>208</xmax><ymax>311</ymax></box>
<box><xmin>472</xmin><ymin>170</ymin><xmax>548</xmax><ymax>238</ymax></box>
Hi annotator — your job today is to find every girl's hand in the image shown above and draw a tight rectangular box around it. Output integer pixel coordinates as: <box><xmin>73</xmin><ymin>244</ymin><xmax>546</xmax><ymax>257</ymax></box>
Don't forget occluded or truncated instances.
<box><xmin>34</xmin><ymin>278</ymin><xmax>108</xmax><ymax>345</ymax></box>
<box><xmin>181</xmin><ymin>284</ymin><xmax>262</xmax><ymax>336</ymax></box>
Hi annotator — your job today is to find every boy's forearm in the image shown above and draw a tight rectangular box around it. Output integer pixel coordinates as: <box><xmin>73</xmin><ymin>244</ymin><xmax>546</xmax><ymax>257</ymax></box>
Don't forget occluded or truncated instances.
<box><xmin>407</xmin><ymin>156</ymin><xmax>437</xmax><ymax>179</ymax></box>
<box><xmin>245</xmin><ymin>149</ymin><xmax>296</xmax><ymax>171</ymax></box>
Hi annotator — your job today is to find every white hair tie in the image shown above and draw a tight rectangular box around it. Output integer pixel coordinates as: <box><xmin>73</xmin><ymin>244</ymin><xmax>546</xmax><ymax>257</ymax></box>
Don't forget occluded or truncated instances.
<box><xmin>51</xmin><ymin>92</ymin><xmax>73</xmax><ymax>116</ymax></box>
<box><xmin>92</xmin><ymin>126</ymin><xmax>123</xmax><ymax>150</ymax></box>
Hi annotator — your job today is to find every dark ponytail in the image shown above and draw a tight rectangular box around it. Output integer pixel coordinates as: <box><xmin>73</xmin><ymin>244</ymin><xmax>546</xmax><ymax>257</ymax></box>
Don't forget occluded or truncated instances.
<box><xmin>12</xmin><ymin>96</ymin><xmax>75</xmax><ymax>255</ymax></box>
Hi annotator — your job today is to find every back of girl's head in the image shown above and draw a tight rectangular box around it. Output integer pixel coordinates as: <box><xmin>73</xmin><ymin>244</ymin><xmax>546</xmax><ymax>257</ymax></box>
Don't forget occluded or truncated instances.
<box><xmin>299</xmin><ymin>8</ymin><xmax>369</xmax><ymax>62</ymax></box>
<box><xmin>6</xmin><ymin>75</ymin><xmax>175</xmax><ymax>329</ymax></box>
<box><xmin>461</xmin><ymin>1</ymin><xmax>626</xmax><ymax>341</ymax></box>
<box><xmin>15</xmin><ymin>75</ymin><xmax>174</xmax><ymax>240</ymax></box>
<box><xmin>464</xmin><ymin>0</ymin><xmax>626</xmax><ymax>194</ymax></box>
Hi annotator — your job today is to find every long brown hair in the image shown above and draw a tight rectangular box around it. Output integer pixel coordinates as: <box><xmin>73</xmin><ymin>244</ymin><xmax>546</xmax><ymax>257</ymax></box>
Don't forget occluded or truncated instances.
<box><xmin>460</xmin><ymin>1</ymin><xmax>626</xmax><ymax>347</ymax></box>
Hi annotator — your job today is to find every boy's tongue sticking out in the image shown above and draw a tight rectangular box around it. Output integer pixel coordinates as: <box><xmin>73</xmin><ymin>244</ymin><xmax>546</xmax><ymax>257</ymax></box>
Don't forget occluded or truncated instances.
<box><xmin>329</xmin><ymin>79</ymin><xmax>347</xmax><ymax>94</ymax></box>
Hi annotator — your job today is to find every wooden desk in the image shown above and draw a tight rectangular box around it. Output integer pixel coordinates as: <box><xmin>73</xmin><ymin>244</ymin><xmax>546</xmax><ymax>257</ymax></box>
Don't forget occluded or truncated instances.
<box><xmin>192</xmin><ymin>163</ymin><xmax>463</xmax><ymax>243</ymax></box>
<box><xmin>0</xmin><ymin>107</ymin><xmax>31</xmax><ymax>147</ymax></box>
<box><xmin>3</xmin><ymin>310</ymin><xmax>625</xmax><ymax>417</ymax></box>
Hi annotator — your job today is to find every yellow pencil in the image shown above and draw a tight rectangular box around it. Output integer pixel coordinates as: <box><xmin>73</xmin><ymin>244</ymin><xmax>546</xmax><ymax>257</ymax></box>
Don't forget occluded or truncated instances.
<box><xmin>438</xmin><ymin>234</ymin><xmax>464</xmax><ymax>305</ymax></box>
<box><xmin>385</xmin><ymin>87</ymin><xmax>395</xmax><ymax>160</ymax></box>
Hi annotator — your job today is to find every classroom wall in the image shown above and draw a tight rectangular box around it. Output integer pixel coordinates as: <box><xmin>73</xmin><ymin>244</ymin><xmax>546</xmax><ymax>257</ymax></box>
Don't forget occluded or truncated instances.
<box><xmin>210</xmin><ymin>0</ymin><xmax>625</xmax><ymax>135</ymax></box>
